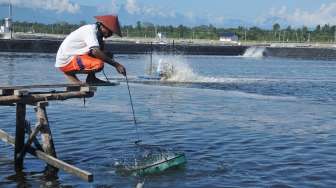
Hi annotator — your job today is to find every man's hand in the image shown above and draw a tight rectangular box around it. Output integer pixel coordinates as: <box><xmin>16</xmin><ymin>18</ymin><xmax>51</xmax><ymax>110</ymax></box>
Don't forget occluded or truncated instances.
<box><xmin>90</xmin><ymin>47</ymin><xmax>126</xmax><ymax>76</ymax></box>
<box><xmin>114</xmin><ymin>62</ymin><xmax>126</xmax><ymax>76</ymax></box>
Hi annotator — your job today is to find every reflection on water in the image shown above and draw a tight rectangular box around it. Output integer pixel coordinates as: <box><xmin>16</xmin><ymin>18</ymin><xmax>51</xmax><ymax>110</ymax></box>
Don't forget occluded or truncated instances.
<box><xmin>0</xmin><ymin>53</ymin><xmax>336</xmax><ymax>188</ymax></box>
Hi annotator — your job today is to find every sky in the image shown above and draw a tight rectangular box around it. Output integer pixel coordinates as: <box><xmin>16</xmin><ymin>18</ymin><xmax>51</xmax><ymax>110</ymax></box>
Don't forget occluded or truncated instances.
<box><xmin>70</xmin><ymin>0</ymin><xmax>336</xmax><ymax>26</ymax></box>
<box><xmin>1</xmin><ymin>0</ymin><xmax>336</xmax><ymax>27</ymax></box>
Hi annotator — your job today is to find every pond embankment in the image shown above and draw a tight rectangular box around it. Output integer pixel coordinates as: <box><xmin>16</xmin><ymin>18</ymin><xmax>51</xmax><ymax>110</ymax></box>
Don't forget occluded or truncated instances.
<box><xmin>0</xmin><ymin>38</ymin><xmax>335</xmax><ymax>60</ymax></box>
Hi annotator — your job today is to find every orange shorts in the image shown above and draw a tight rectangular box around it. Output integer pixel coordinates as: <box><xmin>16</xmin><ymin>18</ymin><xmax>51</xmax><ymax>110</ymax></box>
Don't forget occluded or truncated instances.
<box><xmin>60</xmin><ymin>54</ymin><xmax>104</xmax><ymax>73</ymax></box>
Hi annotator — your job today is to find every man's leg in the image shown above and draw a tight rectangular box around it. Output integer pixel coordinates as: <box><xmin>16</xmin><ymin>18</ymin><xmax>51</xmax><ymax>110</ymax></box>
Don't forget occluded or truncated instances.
<box><xmin>60</xmin><ymin>54</ymin><xmax>105</xmax><ymax>84</ymax></box>
<box><xmin>64</xmin><ymin>72</ymin><xmax>82</xmax><ymax>84</ymax></box>
<box><xmin>85</xmin><ymin>70</ymin><xmax>108</xmax><ymax>84</ymax></box>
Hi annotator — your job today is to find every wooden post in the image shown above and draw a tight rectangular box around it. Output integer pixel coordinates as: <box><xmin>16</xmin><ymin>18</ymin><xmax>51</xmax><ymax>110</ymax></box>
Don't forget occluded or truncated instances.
<box><xmin>14</xmin><ymin>103</ymin><xmax>26</xmax><ymax>171</ymax></box>
<box><xmin>0</xmin><ymin>84</ymin><xmax>109</xmax><ymax>182</ymax></box>
<box><xmin>17</xmin><ymin>122</ymin><xmax>42</xmax><ymax>162</ymax></box>
<box><xmin>35</xmin><ymin>101</ymin><xmax>58</xmax><ymax>176</ymax></box>
<box><xmin>0</xmin><ymin>129</ymin><xmax>93</xmax><ymax>182</ymax></box>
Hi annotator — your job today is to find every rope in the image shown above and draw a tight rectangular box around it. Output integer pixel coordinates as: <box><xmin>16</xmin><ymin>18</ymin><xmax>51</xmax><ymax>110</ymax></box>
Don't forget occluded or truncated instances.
<box><xmin>125</xmin><ymin>74</ymin><xmax>141</xmax><ymax>144</ymax></box>
<box><xmin>103</xmin><ymin>69</ymin><xmax>141</xmax><ymax>144</ymax></box>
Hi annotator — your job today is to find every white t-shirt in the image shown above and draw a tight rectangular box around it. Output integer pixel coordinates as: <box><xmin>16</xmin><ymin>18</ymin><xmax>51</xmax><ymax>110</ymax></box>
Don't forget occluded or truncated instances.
<box><xmin>55</xmin><ymin>24</ymin><xmax>100</xmax><ymax>67</ymax></box>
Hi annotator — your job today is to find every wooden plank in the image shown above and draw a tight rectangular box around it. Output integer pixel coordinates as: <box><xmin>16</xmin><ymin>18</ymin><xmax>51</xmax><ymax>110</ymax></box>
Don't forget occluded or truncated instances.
<box><xmin>17</xmin><ymin>122</ymin><xmax>42</xmax><ymax>162</ymax></box>
<box><xmin>67</xmin><ymin>86</ymin><xmax>97</xmax><ymax>92</ymax></box>
<box><xmin>0</xmin><ymin>89</ymin><xmax>14</xmax><ymax>96</ymax></box>
<box><xmin>80</xmin><ymin>86</ymin><xmax>97</xmax><ymax>92</ymax></box>
<box><xmin>14</xmin><ymin>90</ymin><xmax>29</xmax><ymax>97</ymax></box>
<box><xmin>0</xmin><ymin>129</ymin><xmax>15</xmax><ymax>146</ymax></box>
<box><xmin>0</xmin><ymin>91</ymin><xmax>94</xmax><ymax>105</ymax></box>
<box><xmin>29</xmin><ymin>148</ymin><xmax>94</xmax><ymax>182</ymax></box>
<box><xmin>36</xmin><ymin>102</ymin><xmax>58</xmax><ymax>175</ymax></box>
<box><xmin>0</xmin><ymin>129</ymin><xmax>93</xmax><ymax>182</ymax></box>
<box><xmin>14</xmin><ymin>103</ymin><xmax>26</xmax><ymax>172</ymax></box>
<box><xmin>24</xmin><ymin>120</ymin><xmax>43</xmax><ymax>151</ymax></box>
<box><xmin>66</xmin><ymin>86</ymin><xmax>81</xmax><ymax>92</ymax></box>
<box><xmin>0</xmin><ymin>82</ymin><xmax>119</xmax><ymax>90</ymax></box>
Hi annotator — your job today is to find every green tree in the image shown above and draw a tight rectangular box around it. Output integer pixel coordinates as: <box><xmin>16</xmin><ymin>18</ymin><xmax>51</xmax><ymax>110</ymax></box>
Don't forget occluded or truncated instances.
<box><xmin>273</xmin><ymin>23</ymin><xmax>280</xmax><ymax>31</ymax></box>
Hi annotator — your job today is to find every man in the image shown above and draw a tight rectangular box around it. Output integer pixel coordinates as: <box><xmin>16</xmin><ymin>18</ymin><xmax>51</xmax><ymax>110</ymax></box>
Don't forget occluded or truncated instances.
<box><xmin>55</xmin><ymin>15</ymin><xmax>126</xmax><ymax>84</ymax></box>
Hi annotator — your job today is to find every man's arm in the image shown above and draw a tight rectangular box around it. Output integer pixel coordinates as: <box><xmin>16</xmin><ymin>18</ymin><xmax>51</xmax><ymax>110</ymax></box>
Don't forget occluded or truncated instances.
<box><xmin>90</xmin><ymin>47</ymin><xmax>126</xmax><ymax>76</ymax></box>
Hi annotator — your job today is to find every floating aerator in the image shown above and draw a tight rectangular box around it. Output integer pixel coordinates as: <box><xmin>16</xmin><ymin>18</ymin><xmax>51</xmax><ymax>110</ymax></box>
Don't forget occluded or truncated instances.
<box><xmin>116</xmin><ymin>144</ymin><xmax>187</xmax><ymax>176</ymax></box>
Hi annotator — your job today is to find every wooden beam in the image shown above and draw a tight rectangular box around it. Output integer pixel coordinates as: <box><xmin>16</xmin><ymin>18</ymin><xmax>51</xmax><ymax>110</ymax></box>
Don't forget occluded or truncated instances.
<box><xmin>0</xmin><ymin>89</ymin><xmax>14</xmax><ymax>96</ymax></box>
<box><xmin>14</xmin><ymin>103</ymin><xmax>26</xmax><ymax>172</ymax></box>
<box><xmin>36</xmin><ymin>102</ymin><xmax>58</xmax><ymax>175</ymax></box>
<box><xmin>0</xmin><ymin>129</ymin><xmax>15</xmax><ymax>146</ymax></box>
<box><xmin>65</xmin><ymin>86</ymin><xmax>97</xmax><ymax>92</ymax></box>
<box><xmin>29</xmin><ymin>148</ymin><xmax>94</xmax><ymax>182</ymax></box>
<box><xmin>0</xmin><ymin>91</ymin><xmax>94</xmax><ymax>105</ymax></box>
<box><xmin>66</xmin><ymin>86</ymin><xmax>81</xmax><ymax>92</ymax></box>
<box><xmin>0</xmin><ymin>129</ymin><xmax>93</xmax><ymax>182</ymax></box>
<box><xmin>14</xmin><ymin>90</ymin><xmax>29</xmax><ymax>97</ymax></box>
<box><xmin>80</xmin><ymin>86</ymin><xmax>97</xmax><ymax>92</ymax></box>
<box><xmin>0</xmin><ymin>82</ymin><xmax>119</xmax><ymax>90</ymax></box>
<box><xmin>24</xmin><ymin>120</ymin><xmax>43</xmax><ymax>151</ymax></box>
<box><xmin>17</xmin><ymin>122</ymin><xmax>42</xmax><ymax>162</ymax></box>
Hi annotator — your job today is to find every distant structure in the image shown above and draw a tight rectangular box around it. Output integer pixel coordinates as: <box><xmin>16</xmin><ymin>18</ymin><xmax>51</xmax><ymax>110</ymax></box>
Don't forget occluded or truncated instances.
<box><xmin>219</xmin><ymin>32</ymin><xmax>238</xmax><ymax>43</ymax></box>
<box><xmin>155</xmin><ymin>32</ymin><xmax>167</xmax><ymax>44</ymax></box>
<box><xmin>0</xmin><ymin>1</ymin><xmax>13</xmax><ymax>39</ymax></box>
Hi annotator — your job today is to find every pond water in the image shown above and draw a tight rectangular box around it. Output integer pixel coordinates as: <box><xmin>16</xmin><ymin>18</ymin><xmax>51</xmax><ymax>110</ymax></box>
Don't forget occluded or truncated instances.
<box><xmin>0</xmin><ymin>52</ymin><xmax>336</xmax><ymax>188</ymax></box>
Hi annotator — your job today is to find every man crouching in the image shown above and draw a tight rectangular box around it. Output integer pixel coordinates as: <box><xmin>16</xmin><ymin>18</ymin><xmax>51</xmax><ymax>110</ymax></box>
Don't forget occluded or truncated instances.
<box><xmin>55</xmin><ymin>15</ymin><xmax>126</xmax><ymax>84</ymax></box>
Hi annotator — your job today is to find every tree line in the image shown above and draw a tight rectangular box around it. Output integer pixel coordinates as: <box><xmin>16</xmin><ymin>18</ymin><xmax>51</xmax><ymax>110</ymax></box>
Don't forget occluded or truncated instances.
<box><xmin>9</xmin><ymin>20</ymin><xmax>336</xmax><ymax>43</ymax></box>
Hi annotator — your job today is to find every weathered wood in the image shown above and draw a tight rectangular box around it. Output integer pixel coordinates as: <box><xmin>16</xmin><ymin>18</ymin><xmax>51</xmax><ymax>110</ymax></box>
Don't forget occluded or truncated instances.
<box><xmin>0</xmin><ymin>129</ymin><xmax>15</xmax><ymax>146</ymax></box>
<box><xmin>14</xmin><ymin>90</ymin><xmax>29</xmax><ymax>97</ymax></box>
<box><xmin>0</xmin><ymin>84</ymin><xmax>102</xmax><ymax>182</ymax></box>
<box><xmin>17</xmin><ymin>122</ymin><xmax>42</xmax><ymax>162</ymax></box>
<box><xmin>0</xmin><ymin>82</ymin><xmax>119</xmax><ymax>90</ymax></box>
<box><xmin>0</xmin><ymin>89</ymin><xmax>14</xmax><ymax>96</ymax></box>
<box><xmin>14</xmin><ymin>103</ymin><xmax>26</xmax><ymax>172</ymax></box>
<box><xmin>36</xmin><ymin>102</ymin><xmax>58</xmax><ymax>175</ymax></box>
<box><xmin>80</xmin><ymin>86</ymin><xmax>97</xmax><ymax>92</ymax></box>
<box><xmin>24</xmin><ymin>120</ymin><xmax>43</xmax><ymax>151</ymax></box>
<box><xmin>0</xmin><ymin>129</ymin><xmax>93</xmax><ymax>182</ymax></box>
<box><xmin>31</xmin><ymin>148</ymin><xmax>93</xmax><ymax>182</ymax></box>
<box><xmin>0</xmin><ymin>91</ymin><xmax>94</xmax><ymax>105</ymax></box>
<box><xmin>66</xmin><ymin>86</ymin><xmax>81</xmax><ymax>92</ymax></box>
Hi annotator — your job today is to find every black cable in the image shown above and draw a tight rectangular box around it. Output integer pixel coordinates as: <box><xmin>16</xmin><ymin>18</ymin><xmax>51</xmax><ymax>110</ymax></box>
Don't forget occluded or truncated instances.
<box><xmin>102</xmin><ymin>69</ymin><xmax>110</xmax><ymax>82</ymax></box>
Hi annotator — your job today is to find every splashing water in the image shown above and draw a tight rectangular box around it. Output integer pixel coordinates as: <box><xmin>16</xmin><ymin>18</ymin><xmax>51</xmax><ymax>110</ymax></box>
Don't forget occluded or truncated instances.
<box><xmin>147</xmin><ymin>53</ymin><xmax>263</xmax><ymax>83</ymax></box>
<box><xmin>243</xmin><ymin>47</ymin><xmax>266</xmax><ymax>58</ymax></box>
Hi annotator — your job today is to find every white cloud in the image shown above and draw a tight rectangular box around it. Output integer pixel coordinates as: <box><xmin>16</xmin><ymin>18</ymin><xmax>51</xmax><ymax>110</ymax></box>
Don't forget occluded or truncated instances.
<box><xmin>123</xmin><ymin>0</ymin><xmax>176</xmax><ymax>18</ymax></box>
<box><xmin>125</xmin><ymin>0</ymin><xmax>140</xmax><ymax>14</ymax></box>
<box><xmin>0</xmin><ymin>0</ymin><xmax>80</xmax><ymax>13</ymax></box>
<box><xmin>270</xmin><ymin>3</ymin><xmax>336</xmax><ymax>26</ymax></box>
<box><xmin>184</xmin><ymin>11</ymin><xmax>194</xmax><ymax>20</ymax></box>
<box><xmin>97</xmin><ymin>0</ymin><xmax>119</xmax><ymax>14</ymax></box>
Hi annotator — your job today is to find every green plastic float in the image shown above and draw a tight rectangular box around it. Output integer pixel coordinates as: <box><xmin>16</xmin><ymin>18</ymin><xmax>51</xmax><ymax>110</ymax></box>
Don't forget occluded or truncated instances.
<box><xmin>132</xmin><ymin>153</ymin><xmax>186</xmax><ymax>176</ymax></box>
<box><xmin>116</xmin><ymin>145</ymin><xmax>187</xmax><ymax>176</ymax></box>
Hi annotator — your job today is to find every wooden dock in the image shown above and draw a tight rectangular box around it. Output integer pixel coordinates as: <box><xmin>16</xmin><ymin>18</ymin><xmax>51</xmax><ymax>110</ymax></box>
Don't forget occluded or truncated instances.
<box><xmin>0</xmin><ymin>82</ymin><xmax>118</xmax><ymax>182</ymax></box>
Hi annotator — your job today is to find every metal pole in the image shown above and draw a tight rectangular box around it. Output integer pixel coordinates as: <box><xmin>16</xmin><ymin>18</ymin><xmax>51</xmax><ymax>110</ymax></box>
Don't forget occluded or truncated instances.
<box><xmin>9</xmin><ymin>0</ymin><xmax>12</xmax><ymax>39</ymax></box>
<box><xmin>150</xmin><ymin>42</ymin><xmax>153</xmax><ymax>75</ymax></box>
<box><xmin>245</xmin><ymin>28</ymin><xmax>247</xmax><ymax>44</ymax></box>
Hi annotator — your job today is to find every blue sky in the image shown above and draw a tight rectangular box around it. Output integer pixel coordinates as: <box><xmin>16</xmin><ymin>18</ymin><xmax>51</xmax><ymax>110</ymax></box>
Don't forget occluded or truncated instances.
<box><xmin>71</xmin><ymin>0</ymin><xmax>336</xmax><ymax>26</ymax></box>
<box><xmin>1</xmin><ymin>0</ymin><xmax>336</xmax><ymax>27</ymax></box>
